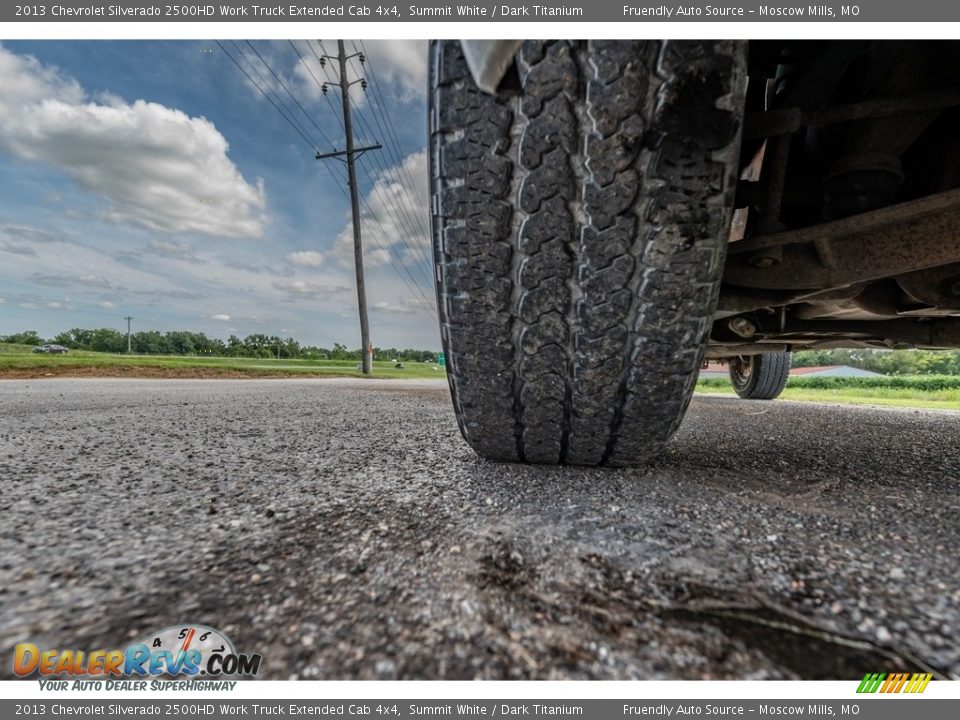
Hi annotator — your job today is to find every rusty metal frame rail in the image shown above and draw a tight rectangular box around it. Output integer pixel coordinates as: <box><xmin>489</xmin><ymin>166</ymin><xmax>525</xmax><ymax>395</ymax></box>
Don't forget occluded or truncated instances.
<box><xmin>754</xmin><ymin>318</ymin><xmax>960</xmax><ymax>348</ymax></box>
<box><xmin>724</xmin><ymin>188</ymin><xmax>960</xmax><ymax>291</ymax></box>
<box><xmin>743</xmin><ymin>89</ymin><xmax>960</xmax><ymax>140</ymax></box>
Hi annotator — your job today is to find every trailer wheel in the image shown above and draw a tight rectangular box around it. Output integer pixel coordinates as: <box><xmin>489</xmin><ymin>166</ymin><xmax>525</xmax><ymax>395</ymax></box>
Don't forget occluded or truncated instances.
<box><xmin>729</xmin><ymin>352</ymin><xmax>792</xmax><ymax>400</ymax></box>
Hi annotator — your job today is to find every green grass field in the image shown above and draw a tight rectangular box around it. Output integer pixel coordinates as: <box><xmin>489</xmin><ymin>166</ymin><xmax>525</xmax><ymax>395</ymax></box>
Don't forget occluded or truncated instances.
<box><xmin>3</xmin><ymin>344</ymin><xmax>958</xmax><ymax>409</ymax></box>
<box><xmin>0</xmin><ymin>344</ymin><xmax>446</xmax><ymax>379</ymax></box>
<box><xmin>696</xmin><ymin>375</ymin><xmax>960</xmax><ymax>410</ymax></box>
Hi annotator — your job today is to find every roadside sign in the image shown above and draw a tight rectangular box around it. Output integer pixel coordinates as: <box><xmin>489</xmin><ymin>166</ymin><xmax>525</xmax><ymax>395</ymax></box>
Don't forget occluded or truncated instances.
<box><xmin>437</xmin><ymin>352</ymin><xmax>445</xmax><ymax>367</ymax></box>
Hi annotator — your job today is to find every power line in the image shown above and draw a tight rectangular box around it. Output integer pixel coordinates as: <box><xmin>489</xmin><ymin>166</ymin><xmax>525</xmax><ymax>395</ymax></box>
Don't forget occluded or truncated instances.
<box><xmin>300</xmin><ymin>42</ymin><xmax>433</xmax><ymax>309</ymax></box>
<box><xmin>357</xmin><ymin>197</ymin><xmax>438</xmax><ymax>317</ymax></box>
<box><xmin>345</xmin><ymin>44</ymin><xmax>431</xmax><ymax>240</ymax></box>
<box><xmin>217</xmin><ymin>40</ymin><xmax>436</xmax><ymax>323</ymax></box>
<box><xmin>337</xmin><ymin>46</ymin><xmax>434</xmax><ymax>281</ymax></box>
<box><xmin>306</xmin><ymin>40</ymin><xmax>347</xmax><ymax>133</ymax></box>
<box><xmin>287</xmin><ymin>38</ymin><xmax>341</xmax><ymax>133</ymax></box>
<box><xmin>350</xmin><ymin>43</ymin><xmax>435</xmax><ymax>274</ymax></box>
<box><xmin>360</xmin><ymin>231</ymin><xmax>437</xmax><ymax>319</ymax></box>
<box><xmin>216</xmin><ymin>40</ymin><xmax>320</xmax><ymax>152</ymax></box>
<box><xmin>304</xmin><ymin>40</ymin><xmax>435</xmax><ymax>288</ymax></box>
<box><xmin>355</xmin><ymin>152</ymin><xmax>435</xmax><ymax>286</ymax></box>
<box><xmin>218</xmin><ymin>41</ymin><xmax>353</xmax><ymax>201</ymax></box>
<box><xmin>348</xmin><ymin>145</ymin><xmax>435</xmax><ymax>286</ymax></box>
<box><xmin>316</xmin><ymin>40</ymin><xmax>379</xmax><ymax>374</ymax></box>
<box><xmin>243</xmin><ymin>41</ymin><xmax>339</xmax><ymax>152</ymax></box>
<box><xmin>299</xmin><ymin>41</ymin><xmax>425</xmax><ymax>257</ymax></box>
<box><xmin>349</xmin><ymin>111</ymin><xmax>435</xmax><ymax>280</ymax></box>
<box><xmin>356</xmin><ymin>41</ymin><xmax>432</xmax><ymax>235</ymax></box>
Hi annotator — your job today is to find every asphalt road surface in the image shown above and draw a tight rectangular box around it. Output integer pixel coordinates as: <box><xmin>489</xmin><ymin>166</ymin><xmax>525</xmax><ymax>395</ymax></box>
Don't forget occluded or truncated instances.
<box><xmin>1</xmin><ymin>378</ymin><xmax>957</xmax><ymax>680</ymax></box>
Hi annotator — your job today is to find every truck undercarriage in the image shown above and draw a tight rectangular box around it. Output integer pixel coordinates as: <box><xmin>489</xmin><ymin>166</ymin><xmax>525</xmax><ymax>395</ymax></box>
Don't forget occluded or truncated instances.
<box><xmin>712</xmin><ymin>41</ymin><xmax>960</xmax><ymax>357</ymax></box>
<box><xmin>432</xmin><ymin>40</ymin><xmax>960</xmax><ymax>463</ymax></box>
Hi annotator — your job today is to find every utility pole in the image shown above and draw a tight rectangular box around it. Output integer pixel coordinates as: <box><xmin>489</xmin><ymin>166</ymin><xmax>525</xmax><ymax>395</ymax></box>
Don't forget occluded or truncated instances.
<box><xmin>124</xmin><ymin>316</ymin><xmax>133</xmax><ymax>354</ymax></box>
<box><xmin>315</xmin><ymin>40</ymin><xmax>381</xmax><ymax>375</ymax></box>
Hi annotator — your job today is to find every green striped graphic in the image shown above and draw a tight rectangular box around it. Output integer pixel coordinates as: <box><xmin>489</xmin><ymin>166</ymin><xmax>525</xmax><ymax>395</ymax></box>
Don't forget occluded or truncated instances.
<box><xmin>856</xmin><ymin>672</ymin><xmax>933</xmax><ymax>694</ymax></box>
<box><xmin>857</xmin><ymin>672</ymin><xmax>886</xmax><ymax>693</ymax></box>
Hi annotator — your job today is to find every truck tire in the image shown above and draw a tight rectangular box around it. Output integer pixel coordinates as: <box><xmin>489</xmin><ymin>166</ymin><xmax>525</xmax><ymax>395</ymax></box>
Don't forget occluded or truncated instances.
<box><xmin>729</xmin><ymin>352</ymin><xmax>792</xmax><ymax>400</ymax></box>
<box><xmin>430</xmin><ymin>40</ymin><xmax>746</xmax><ymax>466</ymax></box>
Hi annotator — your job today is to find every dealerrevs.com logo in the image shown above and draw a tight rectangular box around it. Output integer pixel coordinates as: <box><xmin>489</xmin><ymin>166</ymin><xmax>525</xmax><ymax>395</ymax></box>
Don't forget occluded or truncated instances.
<box><xmin>14</xmin><ymin>625</ymin><xmax>261</xmax><ymax>680</ymax></box>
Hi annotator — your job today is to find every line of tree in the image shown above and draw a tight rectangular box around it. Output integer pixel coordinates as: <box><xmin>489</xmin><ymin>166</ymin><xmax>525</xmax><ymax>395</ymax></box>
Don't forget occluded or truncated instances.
<box><xmin>0</xmin><ymin>329</ymin><xmax>439</xmax><ymax>362</ymax></box>
<box><xmin>9</xmin><ymin>327</ymin><xmax>960</xmax><ymax>373</ymax></box>
<box><xmin>792</xmin><ymin>348</ymin><xmax>960</xmax><ymax>375</ymax></box>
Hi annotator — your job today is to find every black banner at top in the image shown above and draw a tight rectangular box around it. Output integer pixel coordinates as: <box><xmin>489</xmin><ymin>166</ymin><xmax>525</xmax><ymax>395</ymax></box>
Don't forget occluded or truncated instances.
<box><xmin>4</xmin><ymin>1</ymin><xmax>959</xmax><ymax>23</ymax></box>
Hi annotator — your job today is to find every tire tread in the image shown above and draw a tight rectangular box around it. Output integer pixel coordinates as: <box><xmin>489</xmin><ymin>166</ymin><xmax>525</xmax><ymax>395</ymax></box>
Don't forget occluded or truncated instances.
<box><xmin>430</xmin><ymin>40</ymin><xmax>745</xmax><ymax>465</ymax></box>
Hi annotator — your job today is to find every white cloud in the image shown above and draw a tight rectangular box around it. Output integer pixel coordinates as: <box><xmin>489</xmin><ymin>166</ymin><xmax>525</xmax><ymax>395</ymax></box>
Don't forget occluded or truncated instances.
<box><xmin>148</xmin><ymin>238</ymin><xmax>200</xmax><ymax>261</ymax></box>
<box><xmin>0</xmin><ymin>224</ymin><xmax>60</xmax><ymax>256</ymax></box>
<box><xmin>371</xmin><ymin>296</ymin><xmax>434</xmax><ymax>315</ymax></box>
<box><xmin>0</xmin><ymin>224</ymin><xmax>65</xmax><ymax>245</ymax></box>
<box><xmin>401</xmin><ymin>295</ymin><xmax>436</xmax><ymax>313</ymax></box>
<box><xmin>1</xmin><ymin>221</ymin><xmax>361</xmax><ymax>331</ymax></box>
<box><xmin>0</xmin><ymin>237</ymin><xmax>36</xmax><ymax>256</ymax></box>
<box><xmin>0</xmin><ymin>44</ymin><xmax>267</xmax><ymax>238</ymax></box>
<box><xmin>1</xmin><ymin>225</ymin><xmax>206</xmax><ymax>310</ymax></box>
<box><xmin>372</xmin><ymin>301</ymin><xmax>413</xmax><ymax>315</ymax></box>
<box><xmin>211</xmin><ymin>313</ymin><xmax>231</xmax><ymax>321</ymax></box>
<box><xmin>291</xmin><ymin>40</ymin><xmax>426</xmax><ymax>110</ymax></box>
<box><xmin>286</xmin><ymin>250</ymin><xmax>325</xmax><ymax>268</ymax></box>
<box><xmin>365</xmin><ymin>40</ymin><xmax>428</xmax><ymax>97</ymax></box>
<box><xmin>32</xmin><ymin>272</ymin><xmax>123</xmax><ymax>291</ymax></box>
<box><xmin>0</xmin><ymin>42</ymin><xmax>440</xmax><ymax>348</ymax></box>
<box><xmin>331</xmin><ymin>150</ymin><xmax>431</xmax><ymax>281</ymax></box>
<box><xmin>0</xmin><ymin>44</ymin><xmax>83</xmax><ymax>107</ymax></box>
<box><xmin>19</xmin><ymin>300</ymin><xmax>73</xmax><ymax>311</ymax></box>
<box><xmin>272</xmin><ymin>279</ymin><xmax>351</xmax><ymax>301</ymax></box>
<box><xmin>361</xmin><ymin>40</ymin><xmax>428</xmax><ymax>101</ymax></box>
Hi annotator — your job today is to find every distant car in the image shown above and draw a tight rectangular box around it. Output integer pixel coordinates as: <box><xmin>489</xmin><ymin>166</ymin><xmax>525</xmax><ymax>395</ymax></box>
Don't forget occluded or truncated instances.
<box><xmin>32</xmin><ymin>344</ymin><xmax>69</xmax><ymax>354</ymax></box>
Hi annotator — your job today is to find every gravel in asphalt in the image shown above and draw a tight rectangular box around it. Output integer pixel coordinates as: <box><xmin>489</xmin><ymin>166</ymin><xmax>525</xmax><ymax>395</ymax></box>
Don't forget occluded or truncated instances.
<box><xmin>0</xmin><ymin>378</ymin><xmax>957</xmax><ymax>679</ymax></box>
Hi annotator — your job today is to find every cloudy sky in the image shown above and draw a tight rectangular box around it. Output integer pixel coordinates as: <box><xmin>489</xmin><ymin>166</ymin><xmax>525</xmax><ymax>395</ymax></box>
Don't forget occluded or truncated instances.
<box><xmin>0</xmin><ymin>40</ymin><xmax>440</xmax><ymax>349</ymax></box>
